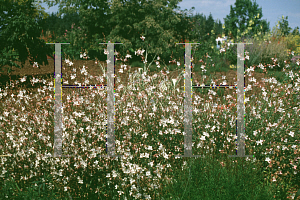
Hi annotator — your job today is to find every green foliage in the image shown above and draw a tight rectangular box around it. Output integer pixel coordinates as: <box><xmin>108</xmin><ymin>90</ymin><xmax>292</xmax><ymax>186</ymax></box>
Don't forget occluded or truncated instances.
<box><xmin>178</xmin><ymin>12</ymin><xmax>224</xmax><ymax>65</ymax></box>
<box><xmin>0</xmin><ymin>0</ymin><xmax>53</xmax><ymax>73</ymax></box>
<box><xmin>223</xmin><ymin>0</ymin><xmax>270</xmax><ymax>41</ymax></box>
<box><xmin>40</xmin><ymin>0</ymin><xmax>225</xmax><ymax>66</ymax></box>
<box><xmin>0</xmin><ymin>173</ymin><xmax>67</xmax><ymax>199</ymax></box>
<box><xmin>159</xmin><ymin>7</ymin><xmax>198</xmax><ymax>63</ymax></box>
<box><xmin>36</xmin><ymin>11</ymin><xmax>83</xmax><ymax>40</ymax></box>
<box><xmin>54</xmin><ymin>26</ymin><xmax>92</xmax><ymax>61</ymax></box>
<box><xmin>276</xmin><ymin>15</ymin><xmax>293</xmax><ymax>37</ymax></box>
<box><xmin>291</xmin><ymin>26</ymin><xmax>300</xmax><ymax>36</ymax></box>
<box><xmin>162</xmin><ymin>155</ymin><xmax>275</xmax><ymax>200</ymax></box>
<box><xmin>214</xmin><ymin>56</ymin><xmax>230</xmax><ymax>72</ymax></box>
<box><xmin>221</xmin><ymin>13</ymin><xmax>298</xmax><ymax>73</ymax></box>
<box><xmin>39</xmin><ymin>0</ymin><xmax>120</xmax><ymax>61</ymax></box>
<box><xmin>6</xmin><ymin>0</ymin><xmax>50</xmax><ymax>21</ymax></box>
<box><xmin>106</xmin><ymin>0</ymin><xmax>185</xmax><ymax>64</ymax></box>
<box><xmin>285</xmin><ymin>34</ymin><xmax>300</xmax><ymax>56</ymax></box>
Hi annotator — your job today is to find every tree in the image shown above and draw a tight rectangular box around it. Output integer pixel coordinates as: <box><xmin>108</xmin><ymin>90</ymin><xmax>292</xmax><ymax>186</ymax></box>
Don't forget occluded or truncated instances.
<box><xmin>164</xmin><ymin>6</ymin><xmax>200</xmax><ymax>62</ymax></box>
<box><xmin>0</xmin><ymin>0</ymin><xmax>49</xmax><ymax>37</ymax></box>
<box><xmin>291</xmin><ymin>26</ymin><xmax>300</xmax><ymax>36</ymax></box>
<box><xmin>6</xmin><ymin>0</ymin><xmax>50</xmax><ymax>21</ymax></box>
<box><xmin>268</xmin><ymin>17</ymin><xmax>300</xmax><ymax>57</ymax></box>
<box><xmin>276</xmin><ymin>15</ymin><xmax>293</xmax><ymax>37</ymax></box>
<box><xmin>205</xmin><ymin>13</ymin><xmax>215</xmax><ymax>36</ymax></box>
<box><xmin>0</xmin><ymin>0</ymin><xmax>54</xmax><ymax>73</ymax></box>
<box><xmin>35</xmin><ymin>11</ymin><xmax>63</xmax><ymax>40</ymax></box>
<box><xmin>36</xmin><ymin>11</ymin><xmax>83</xmax><ymax>42</ymax></box>
<box><xmin>265</xmin><ymin>15</ymin><xmax>295</xmax><ymax>43</ymax></box>
<box><xmin>223</xmin><ymin>0</ymin><xmax>270</xmax><ymax>42</ymax></box>
<box><xmin>214</xmin><ymin>19</ymin><xmax>223</xmax><ymax>38</ymax></box>
<box><xmin>41</xmin><ymin>0</ymin><xmax>199</xmax><ymax>65</ymax></box>
<box><xmin>40</xmin><ymin>0</ymin><xmax>124</xmax><ymax>61</ymax></box>
<box><xmin>278</xmin><ymin>16</ymin><xmax>293</xmax><ymax>37</ymax></box>
<box><xmin>188</xmin><ymin>13</ymin><xmax>207</xmax><ymax>42</ymax></box>
<box><xmin>171</xmin><ymin>6</ymin><xmax>198</xmax><ymax>43</ymax></box>
<box><xmin>105</xmin><ymin>0</ymin><xmax>197</xmax><ymax>65</ymax></box>
<box><xmin>178</xmin><ymin>11</ymin><xmax>225</xmax><ymax>62</ymax></box>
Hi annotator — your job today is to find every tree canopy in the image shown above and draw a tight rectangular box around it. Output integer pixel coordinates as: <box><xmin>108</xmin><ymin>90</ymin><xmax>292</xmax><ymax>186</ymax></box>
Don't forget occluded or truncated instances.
<box><xmin>223</xmin><ymin>0</ymin><xmax>270</xmax><ymax>42</ymax></box>
<box><xmin>0</xmin><ymin>0</ymin><xmax>53</xmax><ymax>73</ymax></box>
<box><xmin>6</xmin><ymin>0</ymin><xmax>50</xmax><ymax>21</ymax></box>
<box><xmin>39</xmin><ymin>0</ymin><xmax>208</xmax><ymax>64</ymax></box>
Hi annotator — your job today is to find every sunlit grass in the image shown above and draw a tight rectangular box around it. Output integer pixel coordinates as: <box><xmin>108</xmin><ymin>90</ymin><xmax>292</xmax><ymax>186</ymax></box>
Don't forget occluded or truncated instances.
<box><xmin>0</xmin><ymin>40</ymin><xmax>299</xmax><ymax>199</ymax></box>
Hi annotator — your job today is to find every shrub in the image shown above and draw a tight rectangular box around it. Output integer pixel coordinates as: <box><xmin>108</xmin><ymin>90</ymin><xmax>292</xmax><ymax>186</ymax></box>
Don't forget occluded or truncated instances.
<box><xmin>284</xmin><ymin>34</ymin><xmax>300</xmax><ymax>56</ymax></box>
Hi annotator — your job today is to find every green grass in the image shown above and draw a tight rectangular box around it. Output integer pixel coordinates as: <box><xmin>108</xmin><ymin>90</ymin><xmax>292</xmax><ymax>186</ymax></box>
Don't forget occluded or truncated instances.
<box><xmin>0</xmin><ymin>46</ymin><xmax>299</xmax><ymax>199</ymax></box>
<box><xmin>160</xmin><ymin>154</ymin><xmax>276</xmax><ymax>200</ymax></box>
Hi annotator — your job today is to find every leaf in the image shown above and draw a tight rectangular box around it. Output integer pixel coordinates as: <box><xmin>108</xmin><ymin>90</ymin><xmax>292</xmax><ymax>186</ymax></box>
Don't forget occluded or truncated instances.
<box><xmin>295</xmin><ymin>188</ymin><xmax>300</xmax><ymax>199</ymax></box>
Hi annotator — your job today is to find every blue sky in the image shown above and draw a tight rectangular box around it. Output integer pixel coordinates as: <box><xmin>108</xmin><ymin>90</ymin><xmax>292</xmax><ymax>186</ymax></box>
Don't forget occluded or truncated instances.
<box><xmin>38</xmin><ymin>0</ymin><xmax>300</xmax><ymax>34</ymax></box>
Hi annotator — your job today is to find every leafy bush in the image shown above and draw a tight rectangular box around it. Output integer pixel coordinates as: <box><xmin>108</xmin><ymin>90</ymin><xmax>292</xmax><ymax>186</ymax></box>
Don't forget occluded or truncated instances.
<box><xmin>284</xmin><ymin>35</ymin><xmax>300</xmax><ymax>56</ymax></box>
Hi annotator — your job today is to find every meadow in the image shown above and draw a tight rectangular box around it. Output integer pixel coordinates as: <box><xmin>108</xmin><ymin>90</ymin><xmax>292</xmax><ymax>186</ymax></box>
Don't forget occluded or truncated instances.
<box><xmin>0</xmin><ymin>35</ymin><xmax>299</xmax><ymax>199</ymax></box>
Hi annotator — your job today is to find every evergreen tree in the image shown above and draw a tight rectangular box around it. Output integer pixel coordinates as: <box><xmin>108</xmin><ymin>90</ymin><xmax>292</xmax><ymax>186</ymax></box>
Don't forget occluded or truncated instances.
<box><xmin>181</xmin><ymin>12</ymin><xmax>225</xmax><ymax>62</ymax></box>
<box><xmin>223</xmin><ymin>0</ymin><xmax>270</xmax><ymax>42</ymax></box>
<box><xmin>205</xmin><ymin>13</ymin><xmax>215</xmax><ymax>36</ymax></box>
<box><xmin>36</xmin><ymin>11</ymin><xmax>83</xmax><ymax>41</ymax></box>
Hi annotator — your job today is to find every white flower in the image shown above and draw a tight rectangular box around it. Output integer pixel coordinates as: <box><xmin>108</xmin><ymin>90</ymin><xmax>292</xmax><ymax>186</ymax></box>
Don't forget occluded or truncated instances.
<box><xmin>203</xmin><ymin>132</ymin><xmax>209</xmax><ymax>138</ymax></box>
<box><xmin>148</xmin><ymin>161</ymin><xmax>154</xmax><ymax>167</ymax></box>
<box><xmin>80</xmin><ymin>66</ymin><xmax>87</xmax><ymax>74</ymax></box>
<box><xmin>112</xmin><ymin>170</ymin><xmax>117</xmax><ymax>178</ymax></box>
<box><xmin>20</xmin><ymin>76</ymin><xmax>27</xmax><ymax>82</ymax></box>
<box><xmin>146</xmin><ymin>171</ymin><xmax>151</xmax><ymax>176</ymax></box>
<box><xmin>4</xmin><ymin>111</ymin><xmax>9</xmax><ymax>117</ymax></box>
<box><xmin>142</xmin><ymin>132</ymin><xmax>148</xmax><ymax>138</ymax></box>
<box><xmin>256</xmin><ymin>139</ymin><xmax>264</xmax><ymax>145</ymax></box>
<box><xmin>288</xmin><ymin>131</ymin><xmax>294</xmax><ymax>137</ymax></box>
<box><xmin>33</xmin><ymin>62</ymin><xmax>38</xmax><ymax>68</ymax></box>
<box><xmin>71</xmin><ymin>74</ymin><xmax>76</xmax><ymax>80</ymax></box>
<box><xmin>65</xmin><ymin>59</ymin><xmax>73</xmax><ymax>66</ymax></box>
<box><xmin>172</xmin><ymin>79</ymin><xmax>177</xmax><ymax>87</ymax></box>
